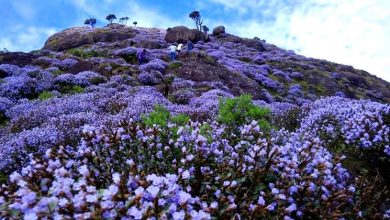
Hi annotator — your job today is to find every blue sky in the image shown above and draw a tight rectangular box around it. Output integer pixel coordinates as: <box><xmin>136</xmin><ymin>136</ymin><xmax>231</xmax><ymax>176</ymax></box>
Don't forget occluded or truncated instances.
<box><xmin>0</xmin><ymin>0</ymin><xmax>389</xmax><ymax>82</ymax></box>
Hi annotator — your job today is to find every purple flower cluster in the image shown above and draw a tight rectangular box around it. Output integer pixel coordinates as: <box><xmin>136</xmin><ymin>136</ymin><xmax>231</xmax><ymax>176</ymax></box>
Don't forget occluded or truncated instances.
<box><xmin>137</xmin><ymin>70</ymin><xmax>163</xmax><ymax>85</ymax></box>
<box><xmin>0</xmin><ymin>117</ymin><xmax>362</xmax><ymax>219</ymax></box>
<box><xmin>0</xmin><ymin>75</ymin><xmax>38</xmax><ymax>99</ymax></box>
<box><xmin>139</xmin><ymin>58</ymin><xmax>167</xmax><ymax>73</ymax></box>
<box><xmin>299</xmin><ymin>97</ymin><xmax>390</xmax><ymax>155</ymax></box>
<box><xmin>288</xmin><ymin>84</ymin><xmax>304</xmax><ymax>98</ymax></box>
<box><xmin>289</xmin><ymin>72</ymin><xmax>303</xmax><ymax>79</ymax></box>
<box><xmin>54</xmin><ymin>71</ymin><xmax>106</xmax><ymax>87</ymax></box>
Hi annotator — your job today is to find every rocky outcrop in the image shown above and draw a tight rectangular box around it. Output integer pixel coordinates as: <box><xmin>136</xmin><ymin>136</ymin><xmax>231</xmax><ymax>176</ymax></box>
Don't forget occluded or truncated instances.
<box><xmin>166</xmin><ymin>52</ymin><xmax>264</xmax><ymax>100</ymax></box>
<box><xmin>43</xmin><ymin>24</ymin><xmax>137</xmax><ymax>51</ymax></box>
<box><xmin>212</xmin><ymin>25</ymin><xmax>225</xmax><ymax>36</ymax></box>
<box><xmin>164</xmin><ymin>26</ymin><xmax>206</xmax><ymax>43</ymax></box>
<box><xmin>0</xmin><ymin>52</ymin><xmax>38</xmax><ymax>66</ymax></box>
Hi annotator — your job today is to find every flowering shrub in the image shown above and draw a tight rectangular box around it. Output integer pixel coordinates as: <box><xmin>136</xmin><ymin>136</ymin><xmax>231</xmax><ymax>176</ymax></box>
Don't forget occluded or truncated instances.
<box><xmin>288</xmin><ymin>84</ymin><xmax>304</xmax><ymax>98</ymax></box>
<box><xmin>170</xmin><ymin>89</ymin><xmax>195</xmax><ymax>105</ymax></box>
<box><xmin>0</xmin><ymin>75</ymin><xmax>38</xmax><ymax>99</ymax></box>
<box><xmin>139</xmin><ymin>59</ymin><xmax>167</xmax><ymax>73</ymax></box>
<box><xmin>74</xmin><ymin>71</ymin><xmax>106</xmax><ymax>86</ymax></box>
<box><xmin>137</xmin><ymin>70</ymin><xmax>163</xmax><ymax>85</ymax></box>
<box><xmin>299</xmin><ymin>97</ymin><xmax>390</xmax><ymax>157</ymax></box>
<box><xmin>289</xmin><ymin>72</ymin><xmax>303</xmax><ymax>80</ymax></box>
<box><xmin>0</xmin><ymin>107</ymin><xmax>377</xmax><ymax>219</ymax></box>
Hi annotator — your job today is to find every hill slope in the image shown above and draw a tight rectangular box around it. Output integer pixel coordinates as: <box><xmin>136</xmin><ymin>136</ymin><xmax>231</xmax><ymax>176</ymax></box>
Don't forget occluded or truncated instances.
<box><xmin>0</xmin><ymin>24</ymin><xmax>389</xmax><ymax>219</ymax></box>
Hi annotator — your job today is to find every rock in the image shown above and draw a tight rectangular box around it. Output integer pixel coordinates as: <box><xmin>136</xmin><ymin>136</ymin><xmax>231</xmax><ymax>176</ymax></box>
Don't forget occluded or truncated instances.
<box><xmin>212</xmin><ymin>26</ymin><xmax>225</xmax><ymax>36</ymax></box>
<box><xmin>166</xmin><ymin>52</ymin><xmax>264</xmax><ymax>100</ymax></box>
<box><xmin>241</xmin><ymin>38</ymin><xmax>266</xmax><ymax>51</ymax></box>
<box><xmin>43</xmin><ymin>24</ymin><xmax>137</xmax><ymax>51</ymax></box>
<box><xmin>0</xmin><ymin>52</ymin><xmax>38</xmax><ymax>66</ymax></box>
<box><xmin>68</xmin><ymin>61</ymin><xmax>93</xmax><ymax>74</ymax></box>
<box><xmin>164</xmin><ymin>26</ymin><xmax>206</xmax><ymax>43</ymax></box>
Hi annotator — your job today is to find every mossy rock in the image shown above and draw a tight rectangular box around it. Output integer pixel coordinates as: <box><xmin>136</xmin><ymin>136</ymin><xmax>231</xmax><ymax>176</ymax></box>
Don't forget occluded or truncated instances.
<box><xmin>43</xmin><ymin>25</ymin><xmax>137</xmax><ymax>51</ymax></box>
<box><xmin>168</xmin><ymin>61</ymin><xmax>183</xmax><ymax>69</ymax></box>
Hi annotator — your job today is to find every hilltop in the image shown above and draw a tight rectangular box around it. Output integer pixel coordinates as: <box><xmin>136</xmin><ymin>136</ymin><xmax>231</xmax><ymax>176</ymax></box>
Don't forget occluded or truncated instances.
<box><xmin>1</xmin><ymin>24</ymin><xmax>389</xmax><ymax>104</ymax></box>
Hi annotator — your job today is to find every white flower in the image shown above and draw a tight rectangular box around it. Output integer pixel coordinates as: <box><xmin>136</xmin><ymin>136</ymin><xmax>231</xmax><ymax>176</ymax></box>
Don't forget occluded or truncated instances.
<box><xmin>10</xmin><ymin>172</ymin><xmax>21</xmax><ymax>183</ymax></box>
<box><xmin>78</xmin><ymin>165</ymin><xmax>89</xmax><ymax>177</ymax></box>
<box><xmin>112</xmin><ymin>173</ymin><xmax>121</xmax><ymax>185</ymax></box>
<box><xmin>147</xmin><ymin>185</ymin><xmax>160</xmax><ymax>198</ymax></box>
<box><xmin>258</xmin><ymin>196</ymin><xmax>265</xmax><ymax>206</ymax></box>
<box><xmin>178</xmin><ymin>191</ymin><xmax>192</xmax><ymax>205</ymax></box>
<box><xmin>24</xmin><ymin>212</ymin><xmax>38</xmax><ymax>220</ymax></box>
<box><xmin>173</xmin><ymin>210</ymin><xmax>185</xmax><ymax>220</ymax></box>
<box><xmin>129</xmin><ymin>206</ymin><xmax>143</xmax><ymax>219</ymax></box>
<box><xmin>134</xmin><ymin>187</ymin><xmax>144</xmax><ymax>197</ymax></box>
<box><xmin>181</xmin><ymin>170</ymin><xmax>191</xmax><ymax>180</ymax></box>
<box><xmin>86</xmin><ymin>194</ymin><xmax>98</xmax><ymax>203</ymax></box>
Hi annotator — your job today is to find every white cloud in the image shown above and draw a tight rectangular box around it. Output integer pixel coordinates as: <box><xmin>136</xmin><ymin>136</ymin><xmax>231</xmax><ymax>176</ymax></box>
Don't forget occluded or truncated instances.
<box><xmin>0</xmin><ymin>27</ymin><xmax>58</xmax><ymax>52</ymax></box>
<box><xmin>0</xmin><ymin>38</ymin><xmax>13</xmax><ymax>51</ymax></box>
<box><xmin>10</xmin><ymin>0</ymin><xmax>36</xmax><ymax>20</ymax></box>
<box><xmin>206</xmin><ymin>0</ymin><xmax>390</xmax><ymax>82</ymax></box>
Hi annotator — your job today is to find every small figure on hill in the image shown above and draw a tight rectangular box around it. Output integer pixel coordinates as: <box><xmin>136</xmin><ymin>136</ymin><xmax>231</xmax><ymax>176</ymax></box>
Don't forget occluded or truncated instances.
<box><xmin>106</xmin><ymin>14</ymin><xmax>117</xmax><ymax>25</ymax></box>
<box><xmin>137</xmin><ymin>49</ymin><xmax>147</xmax><ymax>65</ymax></box>
<box><xmin>186</xmin><ymin>41</ymin><xmax>194</xmax><ymax>52</ymax></box>
<box><xmin>177</xmin><ymin>43</ymin><xmax>183</xmax><ymax>56</ymax></box>
<box><xmin>168</xmin><ymin>44</ymin><xmax>177</xmax><ymax>61</ymax></box>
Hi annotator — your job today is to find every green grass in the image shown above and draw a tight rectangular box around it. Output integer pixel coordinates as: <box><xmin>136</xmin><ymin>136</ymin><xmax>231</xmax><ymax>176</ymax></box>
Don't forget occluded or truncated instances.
<box><xmin>168</xmin><ymin>61</ymin><xmax>183</xmax><ymax>69</ymax></box>
<box><xmin>120</xmin><ymin>54</ymin><xmax>138</xmax><ymax>64</ymax></box>
<box><xmin>238</xmin><ymin>57</ymin><xmax>252</xmax><ymax>63</ymax></box>
<box><xmin>69</xmin><ymin>86</ymin><xmax>85</xmax><ymax>94</ymax></box>
<box><xmin>67</xmin><ymin>48</ymin><xmax>107</xmax><ymax>59</ymax></box>
<box><xmin>38</xmin><ymin>91</ymin><xmax>54</xmax><ymax>100</ymax></box>
<box><xmin>52</xmin><ymin>69</ymin><xmax>64</xmax><ymax>76</ymax></box>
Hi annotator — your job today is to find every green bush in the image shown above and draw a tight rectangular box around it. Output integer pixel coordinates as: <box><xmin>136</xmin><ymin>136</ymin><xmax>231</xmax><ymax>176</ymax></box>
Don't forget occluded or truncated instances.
<box><xmin>69</xmin><ymin>86</ymin><xmax>85</xmax><ymax>94</ymax></box>
<box><xmin>38</xmin><ymin>91</ymin><xmax>54</xmax><ymax>100</ymax></box>
<box><xmin>0</xmin><ymin>112</ymin><xmax>7</xmax><ymax>127</ymax></box>
<box><xmin>171</xmin><ymin>114</ymin><xmax>190</xmax><ymax>126</ymax></box>
<box><xmin>199</xmin><ymin>122</ymin><xmax>213</xmax><ymax>143</ymax></box>
<box><xmin>89</xmin><ymin>76</ymin><xmax>106</xmax><ymax>85</ymax></box>
<box><xmin>168</xmin><ymin>61</ymin><xmax>183</xmax><ymax>69</ymax></box>
<box><xmin>67</xmin><ymin>48</ymin><xmax>106</xmax><ymax>59</ymax></box>
<box><xmin>142</xmin><ymin>105</ymin><xmax>171</xmax><ymax>128</ymax></box>
<box><xmin>217</xmin><ymin>95</ymin><xmax>271</xmax><ymax>130</ymax></box>
<box><xmin>120</xmin><ymin>54</ymin><xmax>138</xmax><ymax>64</ymax></box>
<box><xmin>52</xmin><ymin>69</ymin><xmax>64</xmax><ymax>76</ymax></box>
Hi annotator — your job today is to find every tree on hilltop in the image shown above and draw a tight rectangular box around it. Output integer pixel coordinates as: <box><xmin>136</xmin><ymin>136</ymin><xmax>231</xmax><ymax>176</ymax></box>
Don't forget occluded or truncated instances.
<box><xmin>119</xmin><ymin>17</ymin><xmax>129</xmax><ymax>25</ymax></box>
<box><xmin>189</xmin><ymin>11</ymin><xmax>203</xmax><ymax>31</ymax></box>
<box><xmin>84</xmin><ymin>18</ymin><xmax>97</xmax><ymax>28</ymax></box>
<box><xmin>106</xmin><ymin>14</ymin><xmax>117</xmax><ymax>25</ymax></box>
<box><xmin>133</xmin><ymin>21</ymin><xmax>138</xmax><ymax>27</ymax></box>
<box><xmin>202</xmin><ymin>25</ymin><xmax>209</xmax><ymax>35</ymax></box>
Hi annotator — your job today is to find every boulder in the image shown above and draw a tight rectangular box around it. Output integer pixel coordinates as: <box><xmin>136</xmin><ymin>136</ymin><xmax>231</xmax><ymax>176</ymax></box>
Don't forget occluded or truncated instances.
<box><xmin>164</xmin><ymin>26</ymin><xmax>206</xmax><ymax>43</ymax></box>
<box><xmin>212</xmin><ymin>25</ymin><xmax>225</xmax><ymax>36</ymax></box>
<box><xmin>68</xmin><ymin>61</ymin><xmax>93</xmax><ymax>74</ymax></box>
<box><xmin>43</xmin><ymin>24</ymin><xmax>137</xmax><ymax>51</ymax></box>
<box><xmin>0</xmin><ymin>52</ymin><xmax>38</xmax><ymax>66</ymax></box>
